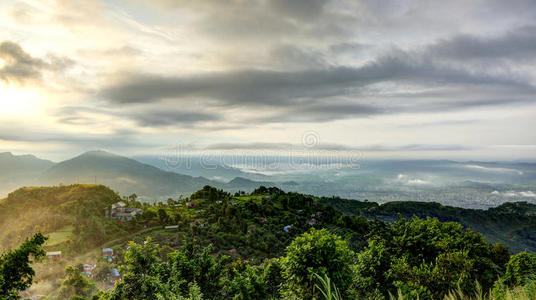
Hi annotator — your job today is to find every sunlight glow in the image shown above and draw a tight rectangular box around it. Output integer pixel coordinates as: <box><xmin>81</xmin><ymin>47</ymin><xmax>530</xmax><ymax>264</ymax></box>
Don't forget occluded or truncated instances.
<box><xmin>0</xmin><ymin>82</ymin><xmax>40</xmax><ymax>115</ymax></box>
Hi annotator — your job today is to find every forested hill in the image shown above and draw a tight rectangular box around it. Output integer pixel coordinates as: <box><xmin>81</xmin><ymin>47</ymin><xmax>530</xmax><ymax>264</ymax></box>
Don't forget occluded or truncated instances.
<box><xmin>0</xmin><ymin>184</ymin><xmax>125</xmax><ymax>251</ymax></box>
<box><xmin>3</xmin><ymin>184</ymin><xmax>536</xmax><ymax>299</ymax></box>
<box><xmin>320</xmin><ymin>197</ymin><xmax>536</xmax><ymax>253</ymax></box>
<box><xmin>1</xmin><ymin>184</ymin><xmax>535</xmax><ymax>255</ymax></box>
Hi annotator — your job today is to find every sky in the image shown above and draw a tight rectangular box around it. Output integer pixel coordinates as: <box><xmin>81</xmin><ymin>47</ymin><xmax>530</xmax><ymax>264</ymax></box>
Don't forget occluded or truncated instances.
<box><xmin>0</xmin><ymin>0</ymin><xmax>535</xmax><ymax>162</ymax></box>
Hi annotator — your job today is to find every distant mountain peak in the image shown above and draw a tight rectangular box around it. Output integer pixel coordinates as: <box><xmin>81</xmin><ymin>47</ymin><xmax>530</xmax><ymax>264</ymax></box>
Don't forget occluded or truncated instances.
<box><xmin>79</xmin><ymin>150</ymin><xmax>119</xmax><ymax>157</ymax></box>
<box><xmin>0</xmin><ymin>152</ymin><xmax>14</xmax><ymax>157</ymax></box>
<box><xmin>0</xmin><ymin>151</ymin><xmax>52</xmax><ymax>163</ymax></box>
<box><xmin>229</xmin><ymin>177</ymin><xmax>254</xmax><ymax>184</ymax></box>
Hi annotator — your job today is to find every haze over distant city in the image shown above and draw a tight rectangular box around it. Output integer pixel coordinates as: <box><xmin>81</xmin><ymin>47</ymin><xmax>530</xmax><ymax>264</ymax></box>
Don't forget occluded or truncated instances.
<box><xmin>1</xmin><ymin>0</ymin><xmax>536</xmax><ymax>161</ymax></box>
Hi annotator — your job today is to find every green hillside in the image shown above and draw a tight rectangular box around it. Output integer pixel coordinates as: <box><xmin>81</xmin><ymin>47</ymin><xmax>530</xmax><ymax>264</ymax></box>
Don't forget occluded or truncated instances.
<box><xmin>0</xmin><ymin>184</ymin><xmax>126</xmax><ymax>252</ymax></box>
<box><xmin>319</xmin><ymin>197</ymin><xmax>536</xmax><ymax>253</ymax></box>
<box><xmin>1</xmin><ymin>185</ymin><xmax>536</xmax><ymax>299</ymax></box>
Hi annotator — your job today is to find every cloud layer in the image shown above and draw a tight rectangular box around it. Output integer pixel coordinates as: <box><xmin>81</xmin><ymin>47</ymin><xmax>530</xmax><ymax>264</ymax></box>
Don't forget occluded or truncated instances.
<box><xmin>0</xmin><ymin>0</ymin><xmax>535</xmax><ymax>160</ymax></box>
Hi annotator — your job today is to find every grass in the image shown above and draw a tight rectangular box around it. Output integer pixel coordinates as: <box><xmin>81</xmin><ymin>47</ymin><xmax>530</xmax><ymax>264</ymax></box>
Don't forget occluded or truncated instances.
<box><xmin>314</xmin><ymin>275</ymin><xmax>536</xmax><ymax>300</ymax></box>
<box><xmin>45</xmin><ymin>225</ymin><xmax>74</xmax><ymax>247</ymax></box>
<box><xmin>314</xmin><ymin>273</ymin><xmax>342</xmax><ymax>300</ymax></box>
<box><xmin>442</xmin><ymin>281</ymin><xmax>536</xmax><ymax>300</ymax></box>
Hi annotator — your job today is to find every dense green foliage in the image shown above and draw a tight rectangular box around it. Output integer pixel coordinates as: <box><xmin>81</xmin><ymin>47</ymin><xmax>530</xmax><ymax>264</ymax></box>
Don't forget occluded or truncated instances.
<box><xmin>58</xmin><ymin>265</ymin><xmax>98</xmax><ymax>299</ymax></box>
<box><xmin>502</xmin><ymin>252</ymin><xmax>536</xmax><ymax>287</ymax></box>
<box><xmin>320</xmin><ymin>198</ymin><xmax>536</xmax><ymax>253</ymax></box>
<box><xmin>0</xmin><ymin>185</ymin><xmax>125</xmax><ymax>252</ymax></box>
<box><xmin>281</xmin><ymin>228</ymin><xmax>355</xmax><ymax>299</ymax></box>
<box><xmin>0</xmin><ymin>233</ymin><xmax>47</xmax><ymax>299</ymax></box>
<box><xmin>1</xmin><ymin>185</ymin><xmax>535</xmax><ymax>299</ymax></box>
<box><xmin>354</xmin><ymin>217</ymin><xmax>503</xmax><ymax>299</ymax></box>
<box><xmin>94</xmin><ymin>226</ymin><xmax>534</xmax><ymax>300</ymax></box>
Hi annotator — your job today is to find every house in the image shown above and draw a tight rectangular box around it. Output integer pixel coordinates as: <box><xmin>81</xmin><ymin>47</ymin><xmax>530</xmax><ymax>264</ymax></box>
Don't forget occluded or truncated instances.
<box><xmin>108</xmin><ymin>202</ymin><xmax>142</xmax><ymax>221</ymax></box>
<box><xmin>82</xmin><ymin>263</ymin><xmax>94</xmax><ymax>276</ymax></box>
<box><xmin>46</xmin><ymin>251</ymin><xmax>62</xmax><ymax>260</ymax></box>
<box><xmin>283</xmin><ymin>225</ymin><xmax>292</xmax><ymax>233</ymax></box>
<box><xmin>113</xmin><ymin>208</ymin><xmax>142</xmax><ymax>221</ymax></box>
<box><xmin>259</xmin><ymin>217</ymin><xmax>267</xmax><ymax>223</ymax></box>
<box><xmin>309</xmin><ymin>218</ymin><xmax>318</xmax><ymax>226</ymax></box>
<box><xmin>228</xmin><ymin>249</ymin><xmax>238</xmax><ymax>255</ymax></box>
<box><xmin>112</xmin><ymin>201</ymin><xmax>126</xmax><ymax>211</ymax></box>
<box><xmin>102</xmin><ymin>248</ymin><xmax>114</xmax><ymax>262</ymax></box>
<box><xmin>186</xmin><ymin>201</ymin><xmax>195</xmax><ymax>208</ymax></box>
<box><xmin>110</xmin><ymin>268</ymin><xmax>121</xmax><ymax>282</ymax></box>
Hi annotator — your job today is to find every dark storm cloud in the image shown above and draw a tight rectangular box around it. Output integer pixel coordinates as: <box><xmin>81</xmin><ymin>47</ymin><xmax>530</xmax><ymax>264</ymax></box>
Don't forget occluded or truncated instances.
<box><xmin>98</xmin><ymin>20</ymin><xmax>536</xmax><ymax>124</ymax></box>
<box><xmin>427</xmin><ymin>25</ymin><xmax>536</xmax><ymax>61</ymax></box>
<box><xmin>131</xmin><ymin>110</ymin><xmax>222</xmax><ymax>127</ymax></box>
<box><xmin>267</xmin><ymin>0</ymin><xmax>328</xmax><ymax>20</ymax></box>
<box><xmin>0</xmin><ymin>41</ymin><xmax>73</xmax><ymax>85</ymax></box>
<box><xmin>102</xmin><ymin>48</ymin><xmax>533</xmax><ymax>106</ymax></box>
<box><xmin>252</xmin><ymin>94</ymin><xmax>536</xmax><ymax>124</ymax></box>
<box><xmin>269</xmin><ymin>44</ymin><xmax>329</xmax><ymax>69</ymax></box>
<box><xmin>150</xmin><ymin>0</ymin><xmax>328</xmax><ymax>21</ymax></box>
<box><xmin>55</xmin><ymin>105</ymin><xmax>222</xmax><ymax>128</ymax></box>
<box><xmin>0</xmin><ymin>41</ymin><xmax>46</xmax><ymax>84</ymax></box>
<box><xmin>398</xmin><ymin>119</ymin><xmax>478</xmax><ymax>128</ymax></box>
<box><xmin>256</xmin><ymin>102</ymin><xmax>386</xmax><ymax>123</ymax></box>
<box><xmin>329</xmin><ymin>42</ymin><xmax>369</xmax><ymax>55</ymax></box>
<box><xmin>144</xmin><ymin>0</ymin><xmax>343</xmax><ymax>41</ymax></box>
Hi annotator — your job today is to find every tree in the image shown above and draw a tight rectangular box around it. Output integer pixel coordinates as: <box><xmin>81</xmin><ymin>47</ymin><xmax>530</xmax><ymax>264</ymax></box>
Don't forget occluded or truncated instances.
<box><xmin>280</xmin><ymin>228</ymin><xmax>355</xmax><ymax>300</ymax></box>
<box><xmin>158</xmin><ymin>208</ymin><xmax>170</xmax><ymax>225</ymax></box>
<box><xmin>263</xmin><ymin>259</ymin><xmax>283</xmax><ymax>298</ymax></box>
<box><xmin>127</xmin><ymin>194</ymin><xmax>138</xmax><ymax>206</ymax></box>
<box><xmin>104</xmin><ymin>237</ymin><xmax>226</xmax><ymax>300</ymax></box>
<box><xmin>166</xmin><ymin>236</ymin><xmax>226</xmax><ymax>298</ymax></box>
<box><xmin>221</xmin><ymin>265</ymin><xmax>267</xmax><ymax>299</ymax></box>
<box><xmin>491</xmin><ymin>243</ymin><xmax>510</xmax><ymax>274</ymax></box>
<box><xmin>0</xmin><ymin>232</ymin><xmax>47</xmax><ymax>299</ymax></box>
<box><xmin>58</xmin><ymin>265</ymin><xmax>98</xmax><ymax>299</ymax></box>
<box><xmin>93</xmin><ymin>260</ymin><xmax>113</xmax><ymax>283</ymax></box>
<box><xmin>107</xmin><ymin>239</ymin><xmax>169</xmax><ymax>299</ymax></box>
<box><xmin>353</xmin><ymin>217</ymin><xmax>501</xmax><ymax>299</ymax></box>
<box><xmin>503</xmin><ymin>252</ymin><xmax>536</xmax><ymax>287</ymax></box>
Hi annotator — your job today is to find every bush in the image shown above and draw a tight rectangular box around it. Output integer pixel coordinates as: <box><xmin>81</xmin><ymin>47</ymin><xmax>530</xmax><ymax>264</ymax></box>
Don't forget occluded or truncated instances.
<box><xmin>353</xmin><ymin>217</ymin><xmax>500</xmax><ymax>299</ymax></box>
<box><xmin>503</xmin><ymin>252</ymin><xmax>536</xmax><ymax>287</ymax></box>
<box><xmin>281</xmin><ymin>228</ymin><xmax>355</xmax><ymax>300</ymax></box>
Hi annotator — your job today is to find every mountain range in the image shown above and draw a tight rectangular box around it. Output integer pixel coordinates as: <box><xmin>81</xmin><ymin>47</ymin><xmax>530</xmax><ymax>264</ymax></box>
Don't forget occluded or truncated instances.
<box><xmin>0</xmin><ymin>150</ymin><xmax>279</xmax><ymax>199</ymax></box>
<box><xmin>0</xmin><ymin>152</ymin><xmax>55</xmax><ymax>195</ymax></box>
<box><xmin>1</xmin><ymin>150</ymin><xmax>536</xmax><ymax>208</ymax></box>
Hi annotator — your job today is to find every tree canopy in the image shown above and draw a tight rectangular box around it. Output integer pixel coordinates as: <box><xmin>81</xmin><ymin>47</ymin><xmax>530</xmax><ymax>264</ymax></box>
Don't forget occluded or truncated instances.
<box><xmin>0</xmin><ymin>232</ymin><xmax>47</xmax><ymax>299</ymax></box>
